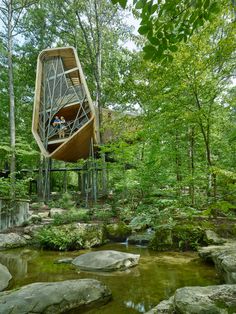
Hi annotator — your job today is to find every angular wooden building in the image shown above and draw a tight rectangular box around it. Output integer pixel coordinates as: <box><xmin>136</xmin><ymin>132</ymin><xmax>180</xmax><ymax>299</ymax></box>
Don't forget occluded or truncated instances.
<box><xmin>32</xmin><ymin>47</ymin><xmax>99</xmax><ymax>162</ymax></box>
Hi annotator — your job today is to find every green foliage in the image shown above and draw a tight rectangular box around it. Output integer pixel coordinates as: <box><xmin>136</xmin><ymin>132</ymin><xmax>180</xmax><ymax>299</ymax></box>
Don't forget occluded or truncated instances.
<box><xmin>92</xmin><ymin>208</ymin><xmax>114</xmax><ymax>222</ymax></box>
<box><xmin>150</xmin><ymin>223</ymin><xmax>206</xmax><ymax>251</ymax></box>
<box><xmin>48</xmin><ymin>192</ymin><xmax>76</xmax><ymax>210</ymax></box>
<box><xmin>206</xmin><ymin>201</ymin><xmax>236</xmax><ymax>217</ymax></box>
<box><xmin>132</xmin><ymin>0</ymin><xmax>226</xmax><ymax>61</ymax></box>
<box><xmin>34</xmin><ymin>225</ymin><xmax>83</xmax><ymax>251</ymax></box>
<box><xmin>34</xmin><ymin>223</ymin><xmax>104</xmax><ymax>251</ymax></box>
<box><xmin>111</xmin><ymin>0</ymin><xmax>127</xmax><ymax>8</ymax></box>
<box><xmin>129</xmin><ymin>208</ymin><xmax>158</xmax><ymax>230</ymax></box>
<box><xmin>173</xmin><ymin>225</ymin><xmax>205</xmax><ymax>251</ymax></box>
<box><xmin>0</xmin><ymin>177</ymin><xmax>31</xmax><ymax>198</ymax></box>
<box><xmin>52</xmin><ymin>209</ymin><xmax>90</xmax><ymax>225</ymax></box>
<box><xmin>119</xmin><ymin>206</ymin><xmax>135</xmax><ymax>222</ymax></box>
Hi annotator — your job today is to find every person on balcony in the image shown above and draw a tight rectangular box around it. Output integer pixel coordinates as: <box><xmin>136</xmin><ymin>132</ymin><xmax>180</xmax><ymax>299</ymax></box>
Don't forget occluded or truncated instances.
<box><xmin>59</xmin><ymin>116</ymin><xmax>66</xmax><ymax>138</ymax></box>
<box><xmin>52</xmin><ymin>116</ymin><xmax>61</xmax><ymax>129</ymax></box>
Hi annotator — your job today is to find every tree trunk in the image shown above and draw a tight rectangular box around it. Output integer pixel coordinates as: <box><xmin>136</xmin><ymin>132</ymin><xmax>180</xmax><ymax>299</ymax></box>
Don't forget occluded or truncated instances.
<box><xmin>174</xmin><ymin>131</ymin><xmax>182</xmax><ymax>197</ymax></box>
<box><xmin>94</xmin><ymin>0</ymin><xmax>103</xmax><ymax>142</ymax></box>
<box><xmin>188</xmin><ymin>127</ymin><xmax>195</xmax><ymax>206</ymax></box>
<box><xmin>7</xmin><ymin>0</ymin><xmax>16</xmax><ymax>200</ymax></box>
<box><xmin>193</xmin><ymin>90</ymin><xmax>216</xmax><ymax>199</ymax></box>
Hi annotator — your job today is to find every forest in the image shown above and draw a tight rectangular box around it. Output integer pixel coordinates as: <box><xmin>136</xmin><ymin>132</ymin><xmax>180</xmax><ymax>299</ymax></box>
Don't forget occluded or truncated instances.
<box><xmin>0</xmin><ymin>1</ymin><xmax>236</xmax><ymax>313</ymax></box>
<box><xmin>1</xmin><ymin>0</ymin><xmax>236</xmax><ymax>220</ymax></box>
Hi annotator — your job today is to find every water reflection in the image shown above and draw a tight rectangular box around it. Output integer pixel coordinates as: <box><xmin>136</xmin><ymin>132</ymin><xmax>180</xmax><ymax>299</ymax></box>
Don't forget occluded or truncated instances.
<box><xmin>0</xmin><ymin>244</ymin><xmax>220</xmax><ymax>314</ymax></box>
<box><xmin>0</xmin><ymin>250</ymin><xmax>30</xmax><ymax>280</ymax></box>
<box><xmin>124</xmin><ymin>300</ymin><xmax>146</xmax><ymax>313</ymax></box>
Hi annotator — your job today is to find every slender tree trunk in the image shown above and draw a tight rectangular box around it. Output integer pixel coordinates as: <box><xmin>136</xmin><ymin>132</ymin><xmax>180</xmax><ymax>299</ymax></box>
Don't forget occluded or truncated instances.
<box><xmin>37</xmin><ymin>154</ymin><xmax>44</xmax><ymax>199</ymax></box>
<box><xmin>7</xmin><ymin>0</ymin><xmax>16</xmax><ymax>200</ymax></box>
<box><xmin>174</xmin><ymin>131</ymin><xmax>182</xmax><ymax>197</ymax></box>
<box><xmin>193</xmin><ymin>90</ymin><xmax>216</xmax><ymax>199</ymax></box>
<box><xmin>94</xmin><ymin>0</ymin><xmax>103</xmax><ymax>142</ymax></box>
<box><xmin>188</xmin><ymin>127</ymin><xmax>195</xmax><ymax>205</ymax></box>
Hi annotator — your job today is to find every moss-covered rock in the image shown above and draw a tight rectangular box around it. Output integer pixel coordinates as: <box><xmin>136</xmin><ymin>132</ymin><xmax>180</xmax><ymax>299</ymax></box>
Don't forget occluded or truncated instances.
<box><xmin>105</xmin><ymin>222</ymin><xmax>131</xmax><ymax>242</ymax></box>
<box><xmin>0</xmin><ymin>233</ymin><xmax>27</xmax><ymax>249</ymax></box>
<box><xmin>150</xmin><ymin>224</ymin><xmax>206</xmax><ymax>251</ymax></box>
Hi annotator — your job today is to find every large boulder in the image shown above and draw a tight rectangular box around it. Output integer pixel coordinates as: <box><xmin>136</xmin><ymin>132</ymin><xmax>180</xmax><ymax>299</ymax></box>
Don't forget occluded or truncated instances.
<box><xmin>74</xmin><ymin>223</ymin><xmax>104</xmax><ymax>248</ymax></box>
<box><xmin>204</xmin><ymin>229</ymin><xmax>226</xmax><ymax>245</ymax></box>
<box><xmin>146</xmin><ymin>297</ymin><xmax>174</xmax><ymax>314</ymax></box>
<box><xmin>0</xmin><ymin>263</ymin><xmax>12</xmax><ymax>291</ymax></box>
<box><xmin>72</xmin><ymin>250</ymin><xmax>140</xmax><ymax>272</ymax></box>
<box><xmin>0</xmin><ymin>233</ymin><xmax>26</xmax><ymax>249</ymax></box>
<box><xmin>105</xmin><ymin>222</ymin><xmax>131</xmax><ymax>242</ymax></box>
<box><xmin>128</xmin><ymin>230</ymin><xmax>155</xmax><ymax>246</ymax></box>
<box><xmin>198</xmin><ymin>241</ymin><xmax>236</xmax><ymax>283</ymax></box>
<box><xmin>0</xmin><ymin>279</ymin><xmax>111</xmax><ymax>314</ymax></box>
<box><xmin>146</xmin><ymin>284</ymin><xmax>236</xmax><ymax>314</ymax></box>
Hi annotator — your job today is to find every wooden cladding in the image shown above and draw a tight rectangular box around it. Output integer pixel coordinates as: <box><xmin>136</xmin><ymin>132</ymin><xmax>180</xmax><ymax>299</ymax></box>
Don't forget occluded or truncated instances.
<box><xmin>32</xmin><ymin>47</ymin><xmax>98</xmax><ymax>162</ymax></box>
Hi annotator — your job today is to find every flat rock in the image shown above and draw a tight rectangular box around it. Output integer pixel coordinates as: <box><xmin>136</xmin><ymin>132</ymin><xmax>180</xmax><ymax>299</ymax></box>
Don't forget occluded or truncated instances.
<box><xmin>0</xmin><ymin>279</ymin><xmax>111</xmax><ymax>314</ymax></box>
<box><xmin>204</xmin><ymin>229</ymin><xmax>226</xmax><ymax>245</ymax></box>
<box><xmin>72</xmin><ymin>250</ymin><xmax>140</xmax><ymax>272</ymax></box>
<box><xmin>174</xmin><ymin>284</ymin><xmax>236</xmax><ymax>313</ymax></box>
<box><xmin>199</xmin><ymin>241</ymin><xmax>236</xmax><ymax>283</ymax></box>
<box><xmin>0</xmin><ymin>233</ymin><xmax>26</xmax><ymax>249</ymax></box>
<box><xmin>0</xmin><ymin>263</ymin><xmax>12</xmax><ymax>291</ymax></box>
<box><xmin>146</xmin><ymin>284</ymin><xmax>236</xmax><ymax>314</ymax></box>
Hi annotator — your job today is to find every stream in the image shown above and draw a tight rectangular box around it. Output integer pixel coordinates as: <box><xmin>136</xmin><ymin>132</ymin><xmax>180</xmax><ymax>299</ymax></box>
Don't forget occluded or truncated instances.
<box><xmin>0</xmin><ymin>243</ymin><xmax>220</xmax><ymax>313</ymax></box>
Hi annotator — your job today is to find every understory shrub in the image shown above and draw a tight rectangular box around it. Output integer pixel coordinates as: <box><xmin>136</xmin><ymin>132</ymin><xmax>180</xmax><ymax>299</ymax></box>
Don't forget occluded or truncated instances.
<box><xmin>48</xmin><ymin>192</ymin><xmax>76</xmax><ymax>210</ymax></box>
<box><xmin>53</xmin><ymin>209</ymin><xmax>90</xmax><ymax>225</ymax></box>
<box><xmin>92</xmin><ymin>208</ymin><xmax>114</xmax><ymax>222</ymax></box>
<box><xmin>34</xmin><ymin>225</ymin><xmax>83</xmax><ymax>250</ymax></box>
<box><xmin>33</xmin><ymin>223</ymin><xmax>104</xmax><ymax>251</ymax></box>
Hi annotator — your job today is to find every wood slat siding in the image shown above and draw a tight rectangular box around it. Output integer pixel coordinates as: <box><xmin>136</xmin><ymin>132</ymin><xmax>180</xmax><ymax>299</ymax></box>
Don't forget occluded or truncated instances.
<box><xmin>32</xmin><ymin>46</ymin><xmax>99</xmax><ymax>162</ymax></box>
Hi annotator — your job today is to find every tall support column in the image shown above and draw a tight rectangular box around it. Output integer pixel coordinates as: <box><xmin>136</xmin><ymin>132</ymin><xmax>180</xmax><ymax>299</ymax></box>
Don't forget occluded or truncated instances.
<box><xmin>38</xmin><ymin>156</ymin><xmax>51</xmax><ymax>203</ymax></box>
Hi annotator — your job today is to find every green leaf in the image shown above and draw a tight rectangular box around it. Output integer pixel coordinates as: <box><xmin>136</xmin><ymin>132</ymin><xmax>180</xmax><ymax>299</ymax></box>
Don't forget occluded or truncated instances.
<box><xmin>135</xmin><ymin>0</ymin><xmax>146</xmax><ymax>9</ymax></box>
<box><xmin>162</xmin><ymin>38</ymin><xmax>168</xmax><ymax>50</ymax></box>
<box><xmin>148</xmin><ymin>36</ymin><xmax>159</xmax><ymax>45</ymax></box>
<box><xmin>209</xmin><ymin>2</ymin><xmax>220</xmax><ymax>14</ymax></box>
<box><xmin>156</xmin><ymin>45</ymin><xmax>164</xmax><ymax>58</ymax></box>
<box><xmin>196</xmin><ymin>0</ymin><xmax>203</xmax><ymax>9</ymax></box>
<box><xmin>111</xmin><ymin>0</ymin><xmax>127</xmax><ymax>7</ymax></box>
<box><xmin>203</xmin><ymin>11</ymin><xmax>210</xmax><ymax>21</ymax></box>
<box><xmin>143</xmin><ymin>44</ymin><xmax>157</xmax><ymax>59</ymax></box>
<box><xmin>169</xmin><ymin>35</ymin><xmax>178</xmax><ymax>43</ymax></box>
<box><xmin>203</xmin><ymin>0</ymin><xmax>210</xmax><ymax>10</ymax></box>
<box><xmin>169</xmin><ymin>45</ymin><xmax>178</xmax><ymax>52</ymax></box>
<box><xmin>151</xmin><ymin>4</ymin><xmax>158</xmax><ymax>14</ymax></box>
<box><xmin>118</xmin><ymin>0</ymin><xmax>128</xmax><ymax>8</ymax></box>
<box><xmin>138</xmin><ymin>25</ymin><xmax>151</xmax><ymax>35</ymax></box>
<box><xmin>157</xmin><ymin>31</ymin><xmax>164</xmax><ymax>39</ymax></box>
<box><xmin>167</xmin><ymin>54</ymin><xmax>174</xmax><ymax>62</ymax></box>
<box><xmin>189</xmin><ymin>11</ymin><xmax>198</xmax><ymax>24</ymax></box>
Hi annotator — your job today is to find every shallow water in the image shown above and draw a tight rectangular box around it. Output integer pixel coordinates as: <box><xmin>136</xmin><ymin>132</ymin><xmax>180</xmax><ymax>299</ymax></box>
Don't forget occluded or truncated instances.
<box><xmin>0</xmin><ymin>243</ymin><xmax>220</xmax><ymax>313</ymax></box>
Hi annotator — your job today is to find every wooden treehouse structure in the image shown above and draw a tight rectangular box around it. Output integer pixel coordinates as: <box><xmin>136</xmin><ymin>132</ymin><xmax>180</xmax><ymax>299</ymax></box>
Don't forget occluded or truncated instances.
<box><xmin>32</xmin><ymin>46</ymin><xmax>99</xmax><ymax>162</ymax></box>
<box><xmin>32</xmin><ymin>47</ymin><xmax>102</xmax><ymax>202</ymax></box>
